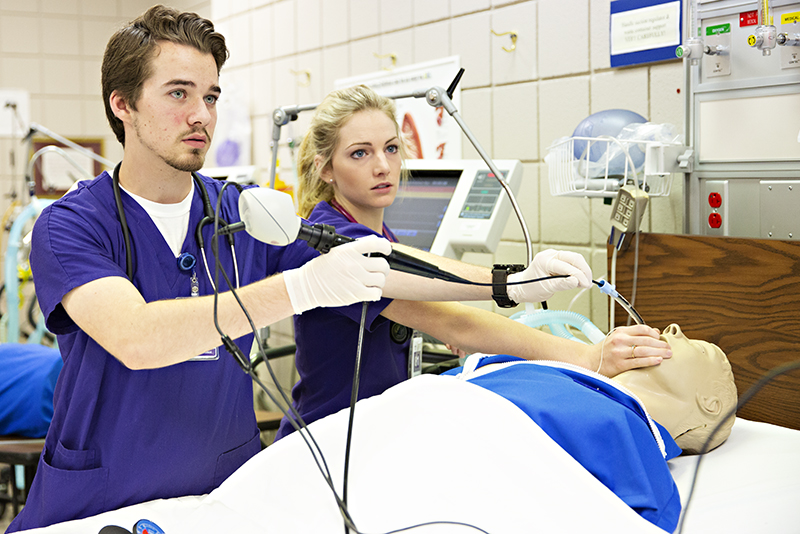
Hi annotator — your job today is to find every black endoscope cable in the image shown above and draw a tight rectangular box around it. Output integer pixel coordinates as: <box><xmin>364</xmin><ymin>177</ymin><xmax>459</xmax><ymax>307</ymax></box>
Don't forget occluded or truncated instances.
<box><xmin>210</xmin><ymin>183</ymin><xmax>362</xmax><ymax>531</ymax></box>
<box><xmin>676</xmin><ymin>359</ymin><xmax>800</xmax><ymax>534</ymax></box>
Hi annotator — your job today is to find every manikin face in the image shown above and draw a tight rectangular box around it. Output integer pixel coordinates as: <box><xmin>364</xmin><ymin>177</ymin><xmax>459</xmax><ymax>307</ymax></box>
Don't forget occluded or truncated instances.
<box><xmin>321</xmin><ymin>109</ymin><xmax>402</xmax><ymax>221</ymax></box>
<box><xmin>613</xmin><ymin>324</ymin><xmax>732</xmax><ymax>441</ymax></box>
<box><xmin>122</xmin><ymin>41</ymin><xmax>220</xmax><ymax>173</ymax></box>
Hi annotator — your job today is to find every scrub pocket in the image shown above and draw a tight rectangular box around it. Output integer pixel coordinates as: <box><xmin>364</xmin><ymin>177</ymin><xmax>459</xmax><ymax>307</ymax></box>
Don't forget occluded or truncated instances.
<box><xmin>36</xmin><ymin>440</ymin><xmax>109</xmax><ymax>523</ymax></box>
<box><xmin>213</xmin><ymin>431</ymin><xmax>260</xmax><ymax>487</ymax></box>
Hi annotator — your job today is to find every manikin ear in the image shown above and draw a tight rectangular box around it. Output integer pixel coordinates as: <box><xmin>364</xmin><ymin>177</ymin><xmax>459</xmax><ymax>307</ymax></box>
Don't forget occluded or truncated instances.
<box><xmin>696</xmin><ymin>392</ymin><xmax>722</xmax><ymax>416</ymax></box>
<box><xmin>109</xmin><ymin>91</ymin><xmax>132</xmax><ymax>123</ymax></box>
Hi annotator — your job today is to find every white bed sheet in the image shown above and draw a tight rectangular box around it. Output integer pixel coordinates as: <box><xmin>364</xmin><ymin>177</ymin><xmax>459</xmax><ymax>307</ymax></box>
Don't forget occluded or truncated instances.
<box><xmin>669</xmin><ymin>417</ymin><xmax>800</xmax><ymax>534</ymax></box>
<box><xmin>19</xmin><ymin>375</ymin><xmax>800</xmax><ymax>534</ymax></box>
<box><xmin>22</xmin><ymin>375</ymin><xmax>662</xmax><ymax>534</ymax></box>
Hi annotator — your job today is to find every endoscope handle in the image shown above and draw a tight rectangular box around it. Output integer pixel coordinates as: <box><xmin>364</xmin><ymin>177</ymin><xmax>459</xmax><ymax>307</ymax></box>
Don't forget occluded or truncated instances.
<box><xmin>298</xmin><ymin>223</ymin><xmax>470</xmax><ymax>283</ymax></box>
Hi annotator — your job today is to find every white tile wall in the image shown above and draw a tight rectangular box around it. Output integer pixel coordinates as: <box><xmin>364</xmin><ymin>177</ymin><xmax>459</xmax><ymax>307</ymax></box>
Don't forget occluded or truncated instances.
<box><xmin>80</xmin><ymin>0</ymin><xmax>118</xmax><ymax>18</ymax></box>
<box><xmin>349</xmin><ymin>36</ymin><xmax>381</xmax><ymax>78</ymax></box>
<box><xmin>413</xmin><ymin>0</ymin><xmax>448</xmax><ymax>26</ymax></box>
<box><xmin>321</xmin><ymin>42</ymin><xmax>350</xmax><ymax>93</ymax></box>
<box><xmin>252</xmin><ymin>5</ymin><xmax>275</xmax><ymax>62</ymax></box>
<box><xmin>41</xmin><ymin>0</ymin><xmax>78</xmax><ymax>15</ymax></box>
<box><xmin>0</xmin><ymin>0</ymin><xmax>37</xmax><ymax>12</ymax></box>
<box><xmin>649</xmin><ymin>61</ymin><xmax>685</xmax><ymax>131</ymax></box>
<box><xmin>451</xmin><ymin>11</ymin><xmax>491</xmax><ymax>89</ymax></box>
<box><xmin>590</xmin><ymin>0</ymin><xmax>612</xmax><ymax>70</ymax></box>
<box><xmin>249</xmin><ymin>61</ymin><xmax>275</xmax><ymax>116</ymax></box>
<box><xmin>41</xmin><ymin>97</ymin><xmax>84</xmax><ymax>136</ymax></box>
<box><xmin>1</xmin><ymin>15</ymin><xmax>41</xmax><ymax>54</ymax></box>
<box><xmin>538</xmin><ymin>0</ymin><xmax>589</xmax><ymax>78</ymax></box>
<box><xmin>227</xmin><ymin>13</ymin><xmax>254</xmax><ymax>67</ymax></box>
<box><xmin>295</xmin><ymin>0</ymin><xmax>320</xmax><ymax>53</ymax></box>
<box><xmin>379</xmin><ymin>0</ymin><xmax>413</xmax><ymax>33</ymax></box>
<box><xmin>413</xmin><ymin>20</ymin><xmax>450</xmax><ymax>64</ymax></box>
<box><xmin>591</xmin><ymin>69</ymin><xmax>648</xmax><ymax>117</ymax></box>
<box><xmin>492</xmin><ymin>81</ymin><xmax>537</xmax><ymax>161</ymax></box>
<box><xmin>350</xmin><ymin>0</ymin><xmax>380</xmax><ymax>40</ymax></box>
<box><xmin>451</xmin><ymin>0</ymin><xmax>490</xmax><ymax>18</ymax></box>
<box><xmin>272</xmin><ymin>0</ymin><xmax>296</xmax><ymax>58</ymax></box>
<box><xmin>43</xmin><ymin>58</ymin><xmax>82</xmax><ymax>95</ymax></box>
<box><xmin>273</xmin><ymin>56</ymin><xmax>299</xmax><ymax>108</ymax></box>
<box><xmin>459</xmin><ymin>87</ymin><xmax>492</xmax><ymax>161</ymax></box>
<box><xmin>296</xmin><ymin>50</ymin><xmax>323</xmax><ymax>104</ymax></box>
<box><xmin>502</xmin><ymin>161</ymin><xmax>540</xmax><ymax>243</ymax></box>
<box><xmin>1</xmin><ymin>57</ymin><xmax>42</xmax><ymax>92</ymax></box>
<box><xmin>81</xmin><ymin>19</ymin><xmax>119</xmax><ymax>57</ymax></box>
<box><xmin>590</xmin><ymin>197</ymin><xmax>615</xmax><ymax>247</ymax></box>
<box><xmin>321</xmin><ymin>0</ymin><xmax>349</xmax><ymax>47</ymax></box>
<box><xmin>81</xmin><ymin>96</ymin><xmax>110</xmax><ymax>138</ymax></box>
<box><xmin>121</xmin><ymin>0</ymin><xmax>165</xmax><ymax>19</ymax></box>
<box><xmin>379</xmin><ymin>28</ymin><xmax>414</xmax><ymax>72</ymax></box>
<box><xmin>42</xmin><ymin>17</ymin><xmax>80</xmax><ymax>56</ymax></box>
<box><xmin>538</xmin><ymin>76</ymin><xmax>590</xmax><ymax>156</ymax></box>
<box><xmin>80</xmin><ymin>59</ymin><xmax>101</xmax><ymax>96</ymax></box>
<box><xmin>491</xmin><ymin>2</ymin><xmax>537</xmax><ymax>85</ymax></box>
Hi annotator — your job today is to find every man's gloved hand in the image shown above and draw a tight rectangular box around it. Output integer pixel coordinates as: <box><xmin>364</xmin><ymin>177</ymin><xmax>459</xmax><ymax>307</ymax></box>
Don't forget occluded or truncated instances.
<box><xmin>507</xmin><ymin>249</ymin><xmax>592</xmax><ymax>304</ymax></box>
<box><xmin>283</xmin><ymin>235</ymin><xmax>392</xmax><ymax>314</ymax></box>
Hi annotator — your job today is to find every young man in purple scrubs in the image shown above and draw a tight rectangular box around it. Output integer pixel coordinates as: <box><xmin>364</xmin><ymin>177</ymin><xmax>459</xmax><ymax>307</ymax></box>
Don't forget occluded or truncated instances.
<box><xmin>8</xmin><ymin>6</ymin><xmax>391</xmax><ymax>530</ymax></box>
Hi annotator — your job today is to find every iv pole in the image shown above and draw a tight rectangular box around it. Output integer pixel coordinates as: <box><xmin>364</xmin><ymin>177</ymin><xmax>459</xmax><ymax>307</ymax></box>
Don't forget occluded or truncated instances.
<box><xmin>268</xmin><ymin>69</ymin><xmax>534</xmax><ymax>267</ymax></box>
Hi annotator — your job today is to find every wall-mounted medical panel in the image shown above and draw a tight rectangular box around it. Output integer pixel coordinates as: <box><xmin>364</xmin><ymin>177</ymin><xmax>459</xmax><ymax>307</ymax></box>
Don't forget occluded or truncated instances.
<box><xmin>685</xmin><ymin>1</ymin><xmax>800</xmax><ymax>238</ymax></box>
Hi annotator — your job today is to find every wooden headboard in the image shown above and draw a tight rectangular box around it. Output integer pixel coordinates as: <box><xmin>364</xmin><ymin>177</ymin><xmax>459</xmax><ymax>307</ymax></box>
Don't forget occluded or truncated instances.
<box><xmin>609</xmin><ymin>233</ymin><xmax>800</xmax><ymax>431</ymax></box>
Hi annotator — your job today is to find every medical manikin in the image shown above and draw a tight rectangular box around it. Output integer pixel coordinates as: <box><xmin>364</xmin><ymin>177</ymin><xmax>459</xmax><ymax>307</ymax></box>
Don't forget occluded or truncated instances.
<box><xmin>613</xmin><ymin>323</ymin><xmax>737</xmax><ymax>454</ymax></box>
<box><xmin>450</xmin><ymin>324</ymin><xmax>737</xmax><ymax>531</ymax></box>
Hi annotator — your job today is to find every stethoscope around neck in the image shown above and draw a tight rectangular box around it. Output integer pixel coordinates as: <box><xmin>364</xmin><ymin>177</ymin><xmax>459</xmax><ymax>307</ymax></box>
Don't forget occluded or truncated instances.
<box><xmin>112</xmin><ymin>163</ymin><xmax>241</xmax><ymax>293</ymax></box>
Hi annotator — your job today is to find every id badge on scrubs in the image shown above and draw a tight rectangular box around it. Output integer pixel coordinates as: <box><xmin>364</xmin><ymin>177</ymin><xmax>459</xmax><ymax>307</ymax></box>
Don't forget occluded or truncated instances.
<box><xmin>408</xmin><ymin>330</ymin><xmax>422</xmax><ymax>378</ymax></box>
<box><xmin>189</xmin><ymin>347</ymin><xmax>219</xmax><ymax>361</ymax></box>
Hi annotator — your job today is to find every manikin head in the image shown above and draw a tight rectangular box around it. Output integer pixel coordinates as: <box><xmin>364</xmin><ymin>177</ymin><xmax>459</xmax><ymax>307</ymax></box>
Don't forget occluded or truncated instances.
<box><xmin>613</xmin><ymin>324</ymin><xmax>737</xmax><ymax>454</ymax></box>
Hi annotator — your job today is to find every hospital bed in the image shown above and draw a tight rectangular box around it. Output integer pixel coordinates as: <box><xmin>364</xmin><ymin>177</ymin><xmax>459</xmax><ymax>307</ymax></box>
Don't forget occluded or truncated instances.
<box><xmin>18</xmin><ymin>233</ymin><xmax>800</xmax><ymax>534</ymax></box>
<box><xmin>611</xmin><ymin>232</ymin><xmax>800</xmax><ymax>532</ymax></box>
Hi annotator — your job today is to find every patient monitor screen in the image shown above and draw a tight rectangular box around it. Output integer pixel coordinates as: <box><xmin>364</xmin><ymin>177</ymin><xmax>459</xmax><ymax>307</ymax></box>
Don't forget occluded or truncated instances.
<box><xmin>384</xmin><ymin>159</ymin><xmax>522</xmax><ymax>259</ymax></box>
<box><xmin>384</xmin><ymin>170</ymin><xmax>460</xmax><ymax>251</ymax></box>
<box><xmin>460</xmin><ymin>170</ymin><xmax>508</xmax><ymax>220</ymax></box>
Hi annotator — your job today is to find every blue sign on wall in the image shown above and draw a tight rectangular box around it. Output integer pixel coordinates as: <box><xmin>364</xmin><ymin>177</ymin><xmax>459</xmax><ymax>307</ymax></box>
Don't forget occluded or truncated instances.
<box><xmin>610</xmin><ymin>0</ymin><xmax>683</xmax><ymax>67</ymax></box>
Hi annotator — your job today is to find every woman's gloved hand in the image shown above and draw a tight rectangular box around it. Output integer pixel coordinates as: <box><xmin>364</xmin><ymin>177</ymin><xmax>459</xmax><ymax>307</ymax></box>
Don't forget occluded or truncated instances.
<box><xmin>507</xmin><ymin>249</ymin><xmax>592</xmax><ymax>304</ymax></box>
<box><xmin>283</xmin><ymin>235</ymin><xmax>392</xmax><ymax>313</ymax></box>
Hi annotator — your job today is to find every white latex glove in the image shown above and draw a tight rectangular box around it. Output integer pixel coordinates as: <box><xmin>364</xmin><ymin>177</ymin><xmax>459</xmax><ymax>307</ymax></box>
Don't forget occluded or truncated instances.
<box><xmin>283</xmin><ymin>234</ymin><xmax>392</xmax><ymax>314</ymax></box>
<box><xmin>507</xmin><ymin>249</ymin><xmax>592</xmax><ymax>304</ymax></box>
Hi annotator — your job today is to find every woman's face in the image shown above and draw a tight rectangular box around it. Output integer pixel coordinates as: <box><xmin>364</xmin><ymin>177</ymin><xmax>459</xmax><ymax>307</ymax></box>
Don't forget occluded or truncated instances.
<box><xmin>321</xmin><ymin>109</ymin><xmax>402</xmax><ymax>218</ymax></box>
<box><xmin>613</xmin><ymin>324</ymin><xmax>729</xmax><ymax>437</ymax></box>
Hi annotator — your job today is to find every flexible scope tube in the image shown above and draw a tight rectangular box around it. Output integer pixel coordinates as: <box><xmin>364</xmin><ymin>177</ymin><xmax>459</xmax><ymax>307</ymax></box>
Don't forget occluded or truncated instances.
<box><xmin>594</xmin><ymin>280</ymin><xmax>645</xmax><ymax>325</ymax></box>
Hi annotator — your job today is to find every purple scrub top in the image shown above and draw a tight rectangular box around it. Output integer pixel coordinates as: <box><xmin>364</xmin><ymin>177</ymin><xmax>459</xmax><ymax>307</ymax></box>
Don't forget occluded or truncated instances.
<box><xmin>275</xmin><ymin>201</ymin><xmax>409</xmax><ymax>441</ymax></box>
<box><xmin>9</xmin><ymin>172</ymin><xmax>315</xmax><ymax>531</ymax></box>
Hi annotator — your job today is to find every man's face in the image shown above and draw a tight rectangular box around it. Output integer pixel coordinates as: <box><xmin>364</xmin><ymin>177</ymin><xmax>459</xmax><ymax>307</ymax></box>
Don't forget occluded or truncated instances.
<box><xmin>126</xmin><ymin>41</ymin><xmax>221</xmax><ymax>172</ymax></box>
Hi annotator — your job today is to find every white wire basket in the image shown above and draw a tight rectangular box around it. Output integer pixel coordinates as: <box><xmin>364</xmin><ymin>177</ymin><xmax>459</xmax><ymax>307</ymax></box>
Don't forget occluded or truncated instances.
<box><xmin>546</xmin><ymin>135</ymin><xmax>678</xmax><ymax>199</ymax></box>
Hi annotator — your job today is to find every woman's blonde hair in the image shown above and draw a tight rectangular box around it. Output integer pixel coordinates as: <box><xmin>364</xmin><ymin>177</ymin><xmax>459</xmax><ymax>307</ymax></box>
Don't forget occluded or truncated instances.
<box><xmin>296</xmin><ymin>84</ymin><xmax>409</xmax><ymax>218</ymax></box>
